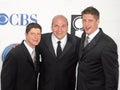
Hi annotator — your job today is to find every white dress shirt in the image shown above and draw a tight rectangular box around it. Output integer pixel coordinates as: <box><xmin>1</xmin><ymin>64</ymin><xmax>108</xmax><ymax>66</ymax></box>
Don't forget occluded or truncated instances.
<box><xmin>86</xmin><ymin>28</ymin><xmax>100</xmax><ymax>43</ymax></box>
<box><xmin>24</xmin><ymin>41</ymin><xmax>35</xmax><ymax>62</ymax></box>
<box><xmin>51</xmin><ymin>34</ymin><xmax>67</xmax><ymax>56</ymax></box>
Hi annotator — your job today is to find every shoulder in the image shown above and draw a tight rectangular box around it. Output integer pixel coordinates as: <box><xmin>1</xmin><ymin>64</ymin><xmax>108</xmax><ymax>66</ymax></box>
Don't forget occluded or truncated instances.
<box><xmin>68</xmin><ymin>34</ymin><xmax>81</xmax><ymax>41</ymax></box>
<box><xmin>3</xmin><ymin>43</ymin><xmax>23</xmax><ymax>62</ymax></box>
<box><xmin>40</xmin><ymin>33</ymin><xmax>51</xmax><ymax>41</ymax></box>
<box><xmin>42</xmin><ymin>33</ymin><xmax>51</xmax><ymax>37</ymax></box>
<box><xmin>99</xmin><ymin>33</ymin><xmax>117</xmax><ymax>50</ymax></box>
<box><xmin>9</xmin><ymin>42</ymin><xmax>25</xmax><ymax>55</ymax></box>
<box><xmin>67</xmin><ymin>34</ymin><xmax>81</xmax><ymax>46</ymax></box>
<box><xmin>102</xmin><ymin>33</ymin><xmax>116</xmax><ymax>44</ymax></box>
<box><xmin>98</xmin><ymin>28</ymin><xmax>116</xmax><ymax>45</ymax></box>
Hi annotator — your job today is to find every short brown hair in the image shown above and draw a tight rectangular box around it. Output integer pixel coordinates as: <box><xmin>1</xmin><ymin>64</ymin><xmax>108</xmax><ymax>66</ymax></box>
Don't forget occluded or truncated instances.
<box><xmin>81</xmin><ymin>6</ymin><xmax>100</xmax><ymax>20</ymax></box>
<box><xmin>26</xmin><ymin>22</ymin><xmax>42</xmax><ymax>33</ymax></box>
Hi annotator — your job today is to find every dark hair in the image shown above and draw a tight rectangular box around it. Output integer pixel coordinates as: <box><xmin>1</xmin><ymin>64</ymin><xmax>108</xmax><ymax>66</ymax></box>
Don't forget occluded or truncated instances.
<box><xmin>81</xmin><ymin>6</ymin><xmax>100</xmax><ymax>19</ymax></box>
<box><xmin>26</xmin><ymin>22</ymin><xmax>42</xmax><ymax>33</ymax></box>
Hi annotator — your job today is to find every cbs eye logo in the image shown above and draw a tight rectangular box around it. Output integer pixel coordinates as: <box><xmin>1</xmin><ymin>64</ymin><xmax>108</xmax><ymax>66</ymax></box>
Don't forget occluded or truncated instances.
<box><xmin>0</xmin><ymin>13</ymin><xmax>37</xmax><ymax>26</ymax></box>
<box><xmin>0</xmin><ymin>13</ymin><xmax>8</xmax><ymax>25</ymax></box>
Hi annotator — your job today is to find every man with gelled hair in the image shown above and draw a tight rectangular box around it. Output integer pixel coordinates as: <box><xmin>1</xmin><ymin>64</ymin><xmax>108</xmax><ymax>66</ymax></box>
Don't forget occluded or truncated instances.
<box><xmin>77</xmin><ymin>6</ymin><xmax>119</xmax><ymax>90</ymax></box>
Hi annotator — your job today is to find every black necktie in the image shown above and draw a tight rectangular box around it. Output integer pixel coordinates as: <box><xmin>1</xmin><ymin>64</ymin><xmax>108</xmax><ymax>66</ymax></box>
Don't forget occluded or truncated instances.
<box><xmin>57</xmin><ymin>41</ymin><xmax>62</xmax><ymax>57</ymax></box>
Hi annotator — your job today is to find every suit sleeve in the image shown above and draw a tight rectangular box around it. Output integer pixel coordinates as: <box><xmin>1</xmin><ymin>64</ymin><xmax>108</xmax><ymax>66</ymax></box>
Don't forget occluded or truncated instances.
<box><xmin>1</xmin><ymin>52</ymin><xmax>17</xmax><ymax>90</ymax></box>
<box><xmin>101</xmin><ymin>42</ymin><xmax>119</xmax><ymax>90</ymax></box>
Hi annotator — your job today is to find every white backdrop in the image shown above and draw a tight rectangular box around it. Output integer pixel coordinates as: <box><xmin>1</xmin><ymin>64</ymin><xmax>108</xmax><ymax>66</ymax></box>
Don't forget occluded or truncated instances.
<box><xmin>0</xmin><ymin>0</ymin><xmax>120</xmax><ymax>89</ymax></box>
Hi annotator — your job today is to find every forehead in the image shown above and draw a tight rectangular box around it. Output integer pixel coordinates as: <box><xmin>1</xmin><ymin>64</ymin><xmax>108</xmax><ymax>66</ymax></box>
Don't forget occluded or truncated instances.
<box><xmin>53</xmin><ymin>16</ymin><xmax>67</xmax><ymax>23</ymax></box>
<box><xmin>82</xmin><ymin>14</ymin><xmax>99</xmax><ymax>21</ymax></box>
<box><xmin>82</xmin><ymin>14</ymin><xmax>95</xmax><ymax>19</ymax></box>
<box><xmin>29</xmin><ymin>28</ymin><xmax>41</xmax><ymax>32</ymax></box>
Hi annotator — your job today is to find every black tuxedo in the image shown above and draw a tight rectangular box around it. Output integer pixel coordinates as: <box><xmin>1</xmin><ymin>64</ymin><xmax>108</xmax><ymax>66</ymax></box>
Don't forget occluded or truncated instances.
<box><xmin>37</xmin><ymin>33</ymin><xmax>80</xmax><ymax>90</ymax></box>
<box><xmin>77</xmin><ymin>28</ymin><xmax>119</xmax><ymax>90</ymax></box>
<box><xmin>1</xmin><ymin>41</ymin><xmax>40</xmax><ymax>90</ymax></box>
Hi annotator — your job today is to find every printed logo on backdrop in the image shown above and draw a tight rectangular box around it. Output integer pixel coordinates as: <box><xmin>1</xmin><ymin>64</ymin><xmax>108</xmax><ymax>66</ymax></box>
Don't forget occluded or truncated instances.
<box><xmin>2</xmin><ymin>43</ymin><xmax>19</xmax><ymax>62</ymax></box>
<box><xmin>71</xmin><ymin>15</ymin><xmax>83</xmax><ymax>37</ymax></box>
<box><xmin>0</xmin><ymin>13</ymin><xmax>37</xmax><ymax>26</ymax></box>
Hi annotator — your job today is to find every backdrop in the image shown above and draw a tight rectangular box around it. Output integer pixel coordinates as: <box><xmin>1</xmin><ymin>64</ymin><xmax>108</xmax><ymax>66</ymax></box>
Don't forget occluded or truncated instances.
<box><xmin>0</xmin><ymin>0</ymin><xmax>120</xmax><ymax>89</ymax></box>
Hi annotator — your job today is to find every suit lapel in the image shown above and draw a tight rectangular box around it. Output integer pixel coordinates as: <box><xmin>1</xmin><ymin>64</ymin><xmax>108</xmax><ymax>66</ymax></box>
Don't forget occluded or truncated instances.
<box><xmin>45</xmin><ymin>33</ymin><xmax>56</xmax><ymax>57</ymax></box>
<box><xmin>59</xmin><ymin>34</ymin><xmax>72</xmax><ymax>58</ymax></box>
<box><xmin>83</xmin><ymin>28</ymin><xmax>103</xmax><ymax>53</ymax></box>
<box><xmin>44</xmin><ymin>33</ymin><xmax>73</xmax><ymax>58</ymax></box>
<box><xmin>21</xmin><ymin>41</ymin><xmax>35</xmax><ymax>69</ymax></box>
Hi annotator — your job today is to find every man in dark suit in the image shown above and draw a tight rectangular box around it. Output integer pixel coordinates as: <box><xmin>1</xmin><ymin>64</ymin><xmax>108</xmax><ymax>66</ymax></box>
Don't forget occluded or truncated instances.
<box><xmin>76</xmin><ymin>6</ymin><xmax>119</xmax><ymax>90</ymax></box>
<box><xmin>37</xmin><ymin>15</ymin><xmax>80</xmax><ymax>90</ymax></box>
<box><xmin>1</xmin><ymin>23</ymin><xmax>42</xmax><ymax>90</ymax></box>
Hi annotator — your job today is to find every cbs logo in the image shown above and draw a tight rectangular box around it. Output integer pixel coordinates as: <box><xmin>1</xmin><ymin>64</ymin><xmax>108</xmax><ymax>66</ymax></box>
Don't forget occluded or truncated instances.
<box><xmin>0</xmin><ymin>13</ymin><xmax>37</xmax><ymax>26</ymax></box>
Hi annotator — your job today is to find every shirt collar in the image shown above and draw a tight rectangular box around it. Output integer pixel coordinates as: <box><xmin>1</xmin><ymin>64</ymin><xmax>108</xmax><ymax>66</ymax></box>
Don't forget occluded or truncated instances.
<box><xmin>24</xmin><ymin>40</ymin><xmax>35</xmax><ymax>54</ymax></box>
<box><xmin>86</xmin><ymin>28</ymin><xmax>100</xmax><ymax>42</ymax></box>
<box><xmin>52</xmin><ymin>33</ymin><xmax>67</xmax><ymax>44</ymax></box>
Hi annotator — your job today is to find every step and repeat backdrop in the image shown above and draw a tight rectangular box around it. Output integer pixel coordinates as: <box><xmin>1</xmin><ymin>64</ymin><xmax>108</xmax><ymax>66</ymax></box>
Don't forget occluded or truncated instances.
<box><xmin>0</xmin><ymin>0</ymin><xmax>120</xmax><ymax>89</ymax></box>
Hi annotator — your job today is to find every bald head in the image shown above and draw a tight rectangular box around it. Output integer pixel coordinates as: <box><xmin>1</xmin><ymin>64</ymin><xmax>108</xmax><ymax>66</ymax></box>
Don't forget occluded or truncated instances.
<box><xmin>52</xmin><ymin>15</ymin><xmax>68</xmax><ymax>26</ymax></box>
<box><xmin>51</xmin><ymin>15</ymin><xmax>68</xmax><ymax>40</ymax></box>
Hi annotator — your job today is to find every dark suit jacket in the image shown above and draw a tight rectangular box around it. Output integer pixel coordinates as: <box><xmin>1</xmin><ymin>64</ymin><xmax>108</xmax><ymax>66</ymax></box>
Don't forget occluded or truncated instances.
<box><xmin>77</xmin><ymin>28</ymin><xmax>119</xmax><ymax>90</ymax></box>
<box><xmin>1</xmin><ymin>41</ymin><xmax>40</xmax><ymax>90</ymax></box>
<box><xmin>37</xmin><ymin>33</ymin><xmax>80</xmax><ymax>90</ymax></box>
